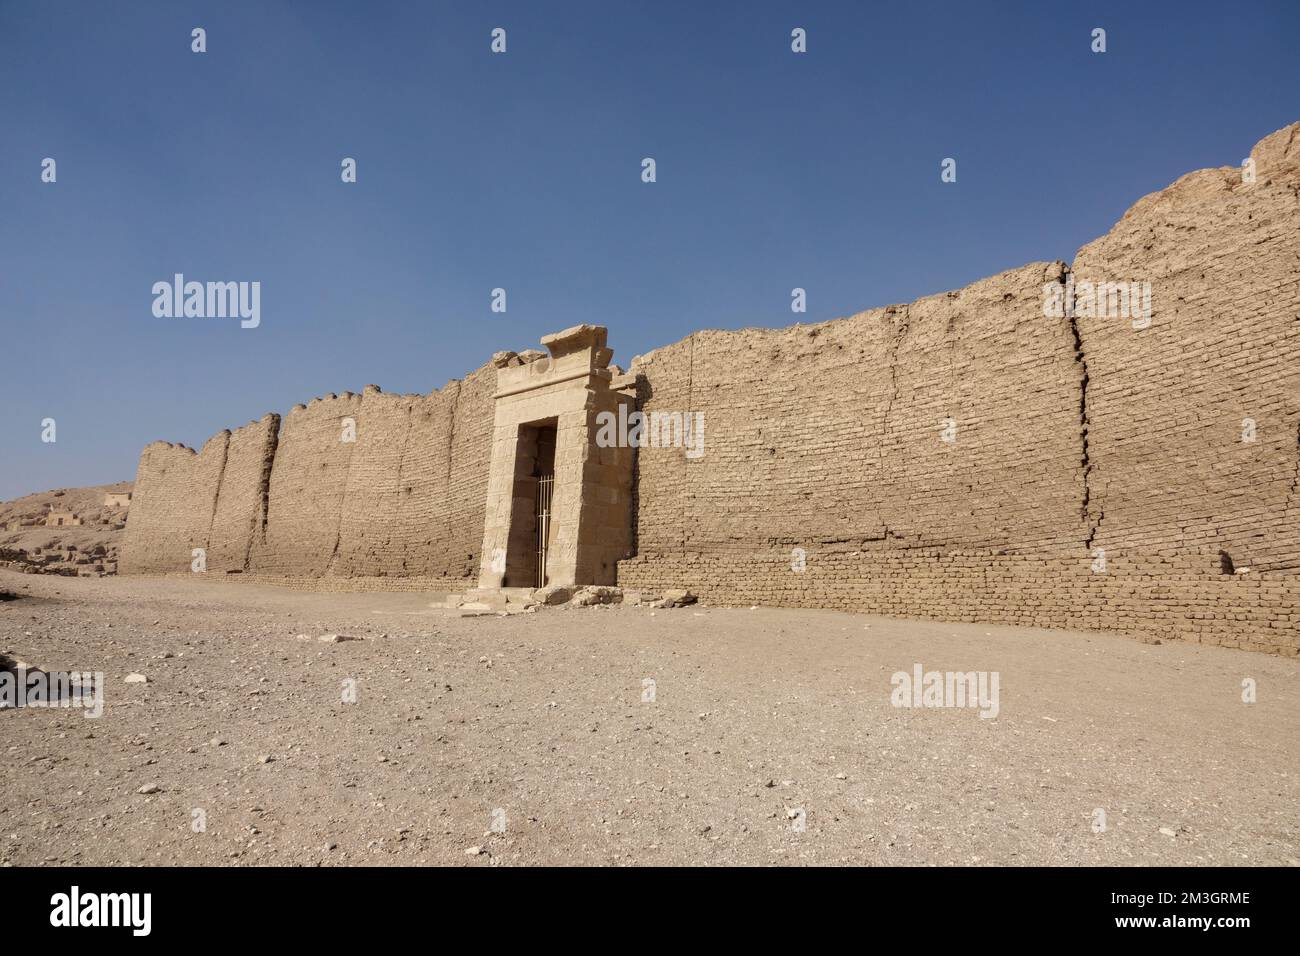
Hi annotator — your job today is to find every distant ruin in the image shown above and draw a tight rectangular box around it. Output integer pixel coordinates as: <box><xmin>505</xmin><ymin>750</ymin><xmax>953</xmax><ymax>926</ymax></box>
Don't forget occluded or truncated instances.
<box><xmin>45</xmin><ymin>509</ymin><xmax>81</xmax><ymax>528</ymax></box>
<box><xmin>121</xmin><ymin>123</ymin><xmax>1300</xmax><ymax>656</ymax></box>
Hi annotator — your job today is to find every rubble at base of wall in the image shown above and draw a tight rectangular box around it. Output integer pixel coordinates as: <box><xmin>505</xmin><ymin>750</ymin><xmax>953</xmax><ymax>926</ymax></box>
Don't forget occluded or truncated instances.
<box><xmin>0</xmin><ymin>545</ymin><xmax>114</xmax><ymax>577</ymax></box>
<box><xmin>435</xmin><ymin>584</ymin><xmax>700</xmax><ymax>614</ymax></box>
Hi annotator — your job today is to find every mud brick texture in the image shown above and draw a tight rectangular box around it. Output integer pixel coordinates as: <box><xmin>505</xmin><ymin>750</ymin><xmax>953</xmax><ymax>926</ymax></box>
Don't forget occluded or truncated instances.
<box><xmin>120</xmin><ymin>365</ymin><xmax>495</xmax><ymax>586</ymax></box>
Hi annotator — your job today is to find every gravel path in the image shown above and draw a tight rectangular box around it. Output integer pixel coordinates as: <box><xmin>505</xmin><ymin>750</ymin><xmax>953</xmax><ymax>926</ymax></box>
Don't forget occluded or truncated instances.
<box><xmin>2</xmin><ymin>569</ymin><xmax>1296</xmax><ymax>866</ymax></box>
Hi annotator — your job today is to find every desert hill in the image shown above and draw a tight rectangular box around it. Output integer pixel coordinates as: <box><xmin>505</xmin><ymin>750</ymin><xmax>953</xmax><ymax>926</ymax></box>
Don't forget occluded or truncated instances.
<box><xmin>0</xmin><ymin>481</ymin><xmax>133</xmax><ymax>576</ymax></box>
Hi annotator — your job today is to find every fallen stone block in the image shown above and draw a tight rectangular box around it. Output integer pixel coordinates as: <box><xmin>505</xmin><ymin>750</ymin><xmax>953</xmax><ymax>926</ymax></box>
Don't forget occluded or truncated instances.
<box><xmin>535</xmin><ymin>584</ymin><xmax>574</xmax><ymax>606</ymax></box>
<box><xmin>657</xmin><ymin>589</ymin><xmax>697</xmax><ymax>608</ymax></box>
<box><xmin>572</xmin><ymin>585</ymin><xmax>623</xmax><ymax>607</ymax></box>
<box><xmin>459</xmin><ymin>590</ymin><xmax>511</xmax><ymax>612</ymax></box>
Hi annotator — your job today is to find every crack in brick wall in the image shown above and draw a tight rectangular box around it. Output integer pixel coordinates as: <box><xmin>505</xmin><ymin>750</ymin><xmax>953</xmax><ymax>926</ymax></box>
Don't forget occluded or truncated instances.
<box><xmin>1060</xmin><ymin>267</ymin><xmax>1100</xmax><ymax>550</ymax></box>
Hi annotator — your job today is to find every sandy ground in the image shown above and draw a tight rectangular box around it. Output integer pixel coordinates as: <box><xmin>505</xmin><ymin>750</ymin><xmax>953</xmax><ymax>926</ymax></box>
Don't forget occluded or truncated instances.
<box><xmin>1</xmin><ymin>568</ymin><xmax>1296</xmax><ymax>867</ymax></box>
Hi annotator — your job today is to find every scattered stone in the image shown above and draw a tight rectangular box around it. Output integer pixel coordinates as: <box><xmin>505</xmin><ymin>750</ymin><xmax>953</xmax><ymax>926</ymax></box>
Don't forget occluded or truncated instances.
<box><xmin>535</xmin><ymin>584</ymin><xmax>575</xmax><ymax>606</ymax></box>
<box><xmin>123</xmin><ymin>673</ymin><xmax>148</xmax><ymax>684</ymax></box>
<box><xmin>661</xmin><ymin>589</ymin><xmax>697</xmax><ymax>608</ymax></box>
<box><xmin>572</xmin><ymin>585</ymin><xmax>622</xmax><ymax>607</ymax></box>
<box><xmin>137</xmin><ymin>784</ymin><xmax>160</xmax><ymax>795</ymax></box>
<box><xmin>318</xmin><ymin>633</ymin><xmax>360</xmax><ymax>643</ymax></box>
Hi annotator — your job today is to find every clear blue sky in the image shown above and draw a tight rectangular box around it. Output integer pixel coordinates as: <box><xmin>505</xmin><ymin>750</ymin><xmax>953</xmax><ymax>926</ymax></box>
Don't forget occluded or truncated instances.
<box><xmin>2</xmin><ymin>0</ymin><xmax>1297</xmax><ymax>500</ymax></box>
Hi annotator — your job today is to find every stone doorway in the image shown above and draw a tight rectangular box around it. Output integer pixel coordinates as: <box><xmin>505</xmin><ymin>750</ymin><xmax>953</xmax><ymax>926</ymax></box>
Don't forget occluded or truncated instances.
<box><xmin>478</xmin><ymin>325</ymin><xmax>636</xmax><ymax>591</ymax></box>
<box><xmin>502</xmin><ymin>419</ymin><xmax>557</xmax><ymax>588</ymax></box>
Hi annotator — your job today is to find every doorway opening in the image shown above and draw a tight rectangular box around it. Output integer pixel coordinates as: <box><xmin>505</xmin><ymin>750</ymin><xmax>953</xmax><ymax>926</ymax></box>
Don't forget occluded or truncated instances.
<box><xmin>504</xmin><ymin>419</ymin><xmax>557</xmax><ymax>588</ymax></box>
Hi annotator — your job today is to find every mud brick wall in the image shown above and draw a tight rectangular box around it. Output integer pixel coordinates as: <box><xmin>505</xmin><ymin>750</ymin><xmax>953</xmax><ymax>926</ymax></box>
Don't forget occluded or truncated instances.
<box><xmin>121</xmin><ymin>416</ymin><xmax>280</xmax><ymax>575</ymax></box>
<box><xmin>622</xmin><ymin>547</ymin><xmax>1300</xmax><ymax>651</ymax></box>
<box><xmin>207</xmin><ymin>415</ymin><xmax>279</xmax><ymax>571</ymax></box>
<box><xmin>121</xmin><ymin>123</ymin><xmax>1299</xmax><ymax>653</ymax></box>
<box><xmin>119</xmin><ymin>432</ymin><xmax>229</xmax><ymax>574</ymax></box>
<box><xmin>331</xmin><ymin>364</ymin><xmax>495</xmax><ymax>579</ymax></box>
<box><xmin>441</xmin><ymin>364</ymin><xmax>497</xmax><ymax>577</ymax></box>
<box><xmin>122</xmin><ymin>364</ymin><xmax>496</xmax><ymax>585</ymax></box>
<box><xmin>620</xmin><ymin>123</ymin><xmax>1300</xmax><ymax>656</ymax></box>
<box><xmin>247</xmin><ymin>393</ymin><xmax>363</xmax><ymax>576</ymax></box>
<box><xmin>625</xmin><ymin>260</ymin><xmax>1085</xmax><ymax>560</ymax></box>
<box><xmin>1071</xmin><ymin>123</ymin><xmax>1300</xmax><ymax>576</ymax></box>
<box><xmin>329</xmin><ymin>386</ymin><xmax>439</xmax><ymax>577</ymax></box>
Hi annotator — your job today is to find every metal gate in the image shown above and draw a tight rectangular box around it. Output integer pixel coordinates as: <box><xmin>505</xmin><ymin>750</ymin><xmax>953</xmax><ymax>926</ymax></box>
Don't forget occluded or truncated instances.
<box><xmin>535</xmin><ymin>474</ymin><xmax>554</xmax><ymax>588</ymax></box>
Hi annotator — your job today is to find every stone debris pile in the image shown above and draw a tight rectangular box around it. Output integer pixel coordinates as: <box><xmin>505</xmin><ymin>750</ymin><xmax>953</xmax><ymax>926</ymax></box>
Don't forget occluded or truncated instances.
<box><xmin>434</xmin><ymin>585</ymin><xmax>698</xmax><ymax>616</ymax></box>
